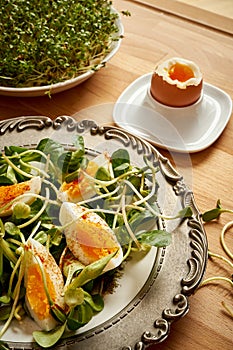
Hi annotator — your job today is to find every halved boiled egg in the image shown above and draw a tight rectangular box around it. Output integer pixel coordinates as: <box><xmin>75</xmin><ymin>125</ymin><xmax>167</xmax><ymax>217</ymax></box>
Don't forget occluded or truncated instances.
<box><xmin>58</xmin><ymin>153</ymin><xmax>110</xmax><ymax>203</ymax></box>
<box><xmin>150</xmin><ymin>57</ymin><xmax>203</xmax><ymax>107</ymax></box>
<box><xmin>24</xmin><ymin>238</ymin><xmax>65</xmax><ymax>331</ymax></box>
<box><xmin>0</xmin><ymin>176</ymin><xmax>41</xmax><ymax>217</ymax></box>
<box><xmin>59</xmin><ymin>202</ymin><xmax>123</xmax><ymax>272</ymax></box>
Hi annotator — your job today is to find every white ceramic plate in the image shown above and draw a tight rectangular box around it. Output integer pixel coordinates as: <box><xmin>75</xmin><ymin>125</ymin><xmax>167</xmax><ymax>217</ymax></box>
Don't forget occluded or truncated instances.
<box><xmin>0</xmin><ymin>10</ymin><xmax>123</xmax><ymax>97</ymax></box>
<box><xmin>113</xmin><ymin>73</ymin><xmax>232</xmax><ymax>153</ymax></box>
<box><xmin>0</xmin><ymin>116</ymin><xmax>208</xmax><ymax>350</ymax></box>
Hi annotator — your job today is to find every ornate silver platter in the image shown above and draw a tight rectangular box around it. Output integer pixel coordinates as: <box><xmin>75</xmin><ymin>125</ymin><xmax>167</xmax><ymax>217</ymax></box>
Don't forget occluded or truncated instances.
<box><xmin>0</xmin><ymin>116</ymin><xmax>208</xmax><ymax>349</ymax></box>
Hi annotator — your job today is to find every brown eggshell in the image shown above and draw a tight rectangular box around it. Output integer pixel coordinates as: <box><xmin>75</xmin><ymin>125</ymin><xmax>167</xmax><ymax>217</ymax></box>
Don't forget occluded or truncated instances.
<box><xmin>150</xmin><ymin>72</ymin><xmax>203</xmax><ymax>108</ymax></box>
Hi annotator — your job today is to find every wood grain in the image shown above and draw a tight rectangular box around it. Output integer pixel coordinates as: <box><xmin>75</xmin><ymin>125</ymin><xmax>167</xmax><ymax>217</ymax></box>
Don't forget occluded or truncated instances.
<box><xmin>178</xmin><ymin>0</ymin><xmax>233</xmax><ymax>18</ymax></box>
<box><xmin>128</xmin><ymin>0</ymin><xmax>233</xmax><ymax>34</ymax></box>
<box><xmin>0</xmin><ymin>1</ymin><xmax>232</xmax><ymax>349</ymax></box>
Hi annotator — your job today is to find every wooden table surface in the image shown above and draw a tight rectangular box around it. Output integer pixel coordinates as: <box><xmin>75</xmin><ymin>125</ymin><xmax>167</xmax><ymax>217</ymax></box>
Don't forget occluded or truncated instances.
<box><xmin>0</xmin><ymin>1</ymin><xmax>232</xmax><ymax>349</ymax></box>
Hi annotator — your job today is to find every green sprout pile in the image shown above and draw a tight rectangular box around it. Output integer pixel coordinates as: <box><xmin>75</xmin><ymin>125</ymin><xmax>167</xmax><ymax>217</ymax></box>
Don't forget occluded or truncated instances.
<box><xmin>0</xmin><ymin>0</ymin><xmax>121</xmax><ymax>88</ymax></box>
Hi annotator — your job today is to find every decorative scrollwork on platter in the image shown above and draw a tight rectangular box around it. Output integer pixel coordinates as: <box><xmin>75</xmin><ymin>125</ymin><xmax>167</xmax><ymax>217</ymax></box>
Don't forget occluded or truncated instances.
<box><xmin>52</xmin><ymin>116</ymin><xmax>98</xmax><ymax>133</ymax></box>
<box><xmin>162</xmin><ymin>293</ymin><xmax>189</xmax><ymax>320</ymax></box>
<box><xmin>180</xmin><ymin>191</ymin><xmax>208</xmax><ymax>296</ymax></box>
<box><xmin>173</xmin><ymin>179</ymin><xmax>188</xmax><ymax>196</ymax></box>
<box><xmin>123</xmin><ymin>293</ymin><xmax>189</xmax><ymax>349</ymax></box>
<box><xmin>181</xmin><ymin>221</ymin><xmax>208</xmax><ymax>295</ymax></box>
<box><xmin>142</xmin><ymin>318</ymin><xmax>170</xmax><ymax>345</ymax></box>
<box><xmin>92</xmin><ymin>126</ymin><xmax>157</xmax><ymax>163</ymax></box>
<box><xmin>0</xmin><ymin>116</ymin><xmax>100</xmax><ymax>136</ymax></box>
<box><xmin>0</xmin><ymin>116</ymin><xmax>52</xmax><ymax>135</ymax></box>
<box><xmin>122</xmin><ymin>342</ymin><xmax>145</xmax><ymax>350</ymax></box>
<box><xmin>53</xmin><ymin>115</ymin><xmax>77</xmax><ymax>131</ymax></box>
<box><xmin>153</xmin><ymin>150</ymin><xmax>183</xmax><ymax>183</ymax></box>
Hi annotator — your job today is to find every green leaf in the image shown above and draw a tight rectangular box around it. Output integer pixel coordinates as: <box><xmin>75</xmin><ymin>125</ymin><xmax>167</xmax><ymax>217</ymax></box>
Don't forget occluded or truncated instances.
<box><xmin>12</xmin><ymin>202</ymin><xmax>31</xmax><ymax>219</ymax></box>
<box><xmin>65</xmin><ymin>287</ymin><xmax>84</xmax><ymax>308</ymax></box>
<box><xmin>4</xmin><ymin>145</ymin><xmax>27</xmax><ymax>156</ymax></box>
<box><xmin>138</xmin><ymin>230</ymin><xmax>172</xmax><ymax>247</ymax></box>
<box><xmin>216</xmin><ymin>199</ymin><xmax>222</xmax><ymax>209</ymax></box>
<box><xmin>111</xmin><ymin>149</ymin><xmax>130</xmax><ymax>176</ymax></box>
<box><xmin>95</xmin><ymin>167</ymin><xmax>111</xmax><ymax>181</ymax></box>
<box><xmin>129</xmin><ymin>207</ymin><xmax>158</xmax><ymax>232</ymax></box>
<box><xmin>6</xmin><ymin>166</ymin><xmax>17</xmax><ymax>184</ymax></box>
<box><xmin>202</xmin><ymin>208</ymin><xmax>222</xmax><ymax>222</ymax></box>
<box><xmin>67</xmin><ymin>314</ymin><xmax>85</xmax><ymax>331</ymax></box>
<box><xmin>74</xmin><ymin>136</ymin><xmax>85</xmax><ymax>157</ymax></box>
<box><xmin>68</xmin><ymin>252</ymin><xmax>116</xmax><ymax>289</ymax></box>
<box><xmin>177</xmin><ymin>207</ymin><xmax>193</xmax><ymax>218</ymax></box>
<box><xmin>67</xmin><ymin>303</ymin><xmax>93</xmax><ymax>330</ymax></box>
<box><xmin>4</xmin><ymin>222</ymin><xmax>21</xmax><ymax>236</ymax></box>
<box><xmin>0</xmin><ymin>305</ymin><xmax>11</xmax><ymax>321</ymax></box>
<box><xmin>50</xmin><ymin>304</ymin><xmax>67</xmax><ymax>324</ymax></box>
<box><xmin>33</xmin><ymin>322</ymin><xmax>67</xmax><ymax>348</ymax></box>
<box><xmin>76</xmin><ymin>303</ymin><xmax>93</xmax><ymax>324</ymax></box>
<box><xmin>202</xmin><ymin>200</ymin><xmax>233</xmax><ymax>222</ymax></box>
<box><xmin>0</xmin><ymin>175</ymin><xmax>14</xmax><ymax>185</ymax></box>
<box><xmin>37</xmin><ymin>138</ymin><xmax>64</xmax><ymax>164</ymax></box>
<box><xmin>0</xmin><ymin>295</ymin><xmax>11</xmax><ymax>304</ymax></box>
<box><xmin>84</xmin><ymin>292</ymin><xmax>104</xmax><ymax>312</ymax></box>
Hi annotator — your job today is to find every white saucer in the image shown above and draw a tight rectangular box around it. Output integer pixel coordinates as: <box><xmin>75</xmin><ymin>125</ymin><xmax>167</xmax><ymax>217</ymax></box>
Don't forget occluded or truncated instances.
<box><xmin>113</xmin><ymin>73</ymin><xmax>232</xmax><ymax>153</ymax></box>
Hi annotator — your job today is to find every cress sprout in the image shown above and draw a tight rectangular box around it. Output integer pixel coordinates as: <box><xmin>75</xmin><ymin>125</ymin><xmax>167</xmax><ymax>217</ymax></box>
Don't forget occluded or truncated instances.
<box><xmin>200</xmin><ymin>200</ymin><xmax>233</xmax><ymax>318</ymax></box>
<box><xmin>0</xmin><ymin>0</ymin><xmax>123</xmax><ymax>88</ymax></box>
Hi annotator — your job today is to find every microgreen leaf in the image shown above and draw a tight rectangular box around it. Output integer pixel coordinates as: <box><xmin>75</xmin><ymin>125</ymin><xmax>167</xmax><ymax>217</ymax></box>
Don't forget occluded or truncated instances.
<box><xmin>36</xmin><ymin>138</ymin><xmax>64</xmax><ymax>165</ymax></box>
<box><xmin>67</xmin><ymin>303</ymin><xmax>93</xmax><ymax>330</ymax></box>
<box><xmin>33</xmin><ymin>322</ymin><xmax>67</xmax><ymax>348</ymax></box>
<box><xmin>0</xmin><ymin>176</ymin><xmax>13</xmax><ymax>186</ymax></box>
<box><xmin>202</xmin><ymin>208</ymin><xmax>222</xmax><ymax>222</ymax></box>
<box><xmin>50</xmin><ymin>305</ymin><xmax>67</xmax><ymax>324</ymax></box>
<box><xmin>202</xmin><ymin>199</ymin><xmax>233</xmax><ymax>222</ymax></box>
<box><xmin>68</xmin><ymin>252</ymin><xmax>117</xmax><ymax>289</ymax></box>
<box><xmin>138</xmin><ymin>230</ymin><xmax>172</xmax><ymax>247</ymax></box>
<box><xmin>12</xmin><ymin>203</ymin><xmax>31</xmax><ymax>219</ymax></box>
<box><xmin>177</xmin><ymin>206</ymin><xmax>193</xmax><ymax>218</ymax></box>
<box><xmin>67</xmin><ymin>314</ymin><xmax>85</xmax><ymax>331</ymax></box>
<box><xmin>4</xmin><ymin>222</ymin><xmax>21</xmax><ymax>236</ymax></box>
<box><xmin>95</xmin><ymin>167</ymin><xmax>111</xmax><ymax>181</ymax></box>
<box><xmin>111</xmin><ymin>149</ymin><xmax>130</xmax><ymax>176</ymax></box>
<box><xmin>0</xmin><ymin>295</ymin><xmax>11</xmax><ymax>305</ymax></box>
<box><xmin>83</xmin><ymin>292</ymin><xmax>104</xmax><ymax>312</ymax></box>
<box><xmin>0</xmin><ymin>305</ymin><xmax>11</xmax><ymax>321</ymax></box>
<box><xmin>65</xmin><ymin>287</ymin><xmax>84</xmax><ymax>308</ymax></box>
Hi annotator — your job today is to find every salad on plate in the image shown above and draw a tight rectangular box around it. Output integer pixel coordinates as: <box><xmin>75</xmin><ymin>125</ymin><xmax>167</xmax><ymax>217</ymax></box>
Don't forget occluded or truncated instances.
<box><xmin>0</xmin><ymin>136</ymin><xmax>191</xmax><ymax>348</ymax></box>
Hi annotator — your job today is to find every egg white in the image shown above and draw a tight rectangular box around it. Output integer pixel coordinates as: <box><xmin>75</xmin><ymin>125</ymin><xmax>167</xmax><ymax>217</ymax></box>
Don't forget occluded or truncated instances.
<box><xmin>58</xmin><ymin>152</ymin><xmax>110</xmax><ymax>203</ymax></box>
<box><xmin>0</xmin><ymin>176</ymin><xmax>41</xmax><ymax>217</ymax></box>
<box><xmin>24</xmin><ymin>238</ymin><xmax>65</xmax><ymax>331</ymax></box>
<box><xmin>155</xmin><ymin>57</ymin><xmax>202</xmax><ymax>89</ymax></box>
<box><xmin>59</xmin><ymin>202</ymin><xmax>123</xmax><ymax>272</ymax></box>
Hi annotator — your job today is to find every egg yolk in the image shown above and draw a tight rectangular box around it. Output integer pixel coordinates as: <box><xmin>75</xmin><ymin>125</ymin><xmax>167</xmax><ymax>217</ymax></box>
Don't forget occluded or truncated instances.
<box><xmin>61</xmin><ymin>160</ymin><xmax>99</xmax><ymax>200</ymax></box>
<box><xmin>26</xmin><ymin>264</ymin><xmax>56</xmax><ymax>320</ymax></box>
<box><xmin>0</xmin><ymin>182</ymin><xmax>30</xmax><ymax>208</ymax></box>
<box><xmin>168</xmin><ymin>62</ymin><xmax>195</xmax><ymax>82</ymax></box>
<box><xmin>79</xmin><ymin>243</ymin><xmax>118</xmax><ymax>261</ymax></box>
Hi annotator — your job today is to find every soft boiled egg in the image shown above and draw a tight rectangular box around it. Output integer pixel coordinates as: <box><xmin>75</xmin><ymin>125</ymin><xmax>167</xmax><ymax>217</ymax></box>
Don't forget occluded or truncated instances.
<box><xmin>59</xmin><ymin>202</ymin><xmax>123</xmax><ymax>272</ymax></box>
<box><xmin>0</xmin><ymin>176</ymin><xmax>41</xmax><ymax>217</ymax></box>
<box><xmin>58</xmin><ymin>153</ymin><xmax>110</xmax><ymax>203</ymax></box>
<box><xmin>150</xmin><ymin>57</ymin><xmax>203</xmax><ymax>107</ymax></box>
<box><xmin>24</xmin><ymin>238</ymin><xmax>65</xmax><ymax>331</ymax></box>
